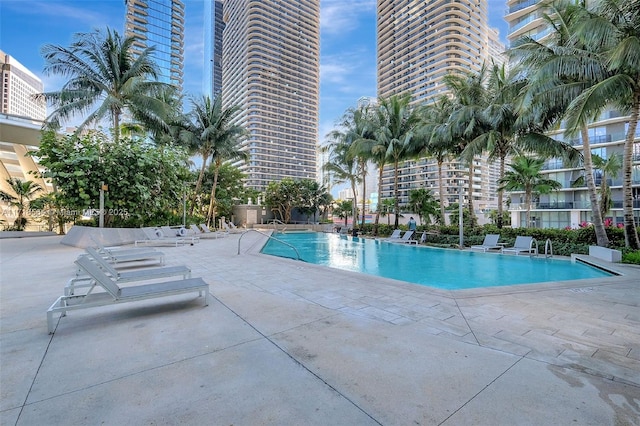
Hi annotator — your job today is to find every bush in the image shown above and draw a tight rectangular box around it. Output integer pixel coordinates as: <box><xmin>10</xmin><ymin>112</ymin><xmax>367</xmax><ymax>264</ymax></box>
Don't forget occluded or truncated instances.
<box><xmin>621</xmin><ymin>249</ymin><xmax>640</xmax><ymax>265</ymax></box>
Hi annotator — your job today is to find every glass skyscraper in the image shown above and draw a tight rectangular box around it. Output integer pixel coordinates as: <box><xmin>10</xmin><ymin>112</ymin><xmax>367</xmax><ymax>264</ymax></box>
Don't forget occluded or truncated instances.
<box><xmin>125</xmin><ymin>0</ymin><xmax>185</xmax><ymax>91</ymax></box>
<box><xmin>204</xmin><ymin>0</ymin><xmax>224</xmax><ymax>98</ymax></box>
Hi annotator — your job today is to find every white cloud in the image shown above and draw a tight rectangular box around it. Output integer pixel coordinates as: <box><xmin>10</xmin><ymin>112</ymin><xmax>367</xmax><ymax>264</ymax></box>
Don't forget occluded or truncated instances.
<box><xmin>320</xmin><ymin>0</ymin><xmax>376</xmax><ymax>36</ymax></box>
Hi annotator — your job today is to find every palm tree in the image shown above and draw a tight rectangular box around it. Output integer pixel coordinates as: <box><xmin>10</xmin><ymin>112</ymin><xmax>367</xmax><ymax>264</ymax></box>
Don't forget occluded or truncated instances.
<box><xmin>498</xmin><ymin>156</ymin><xmax>562</xmax><ymax>228</ymax></box>
<box><xmin>444</xmin><ymin>67</ymin><xmax>491</xmax><ymax>227</ymax></box>
<box><xmin>377</xmin><ymin>198</ymin><xmax>395</xmax><ymax>226</ymax></box>
<box><xmin>408</xmin><ymin>188</ymin><xmax>439</xmax><ymax>225</ymax></box>
<box><xmin>328</xmin><ymin>106</ymin><xmax>375</xmax><ymax>228</ymax></box>
<box><xmin>569</xmin><ymin>0</ymin><xmax>640</xmax><ymax>249</ymax></box>
<box><xmin>593</xmin><ymin>153</ymin><xmax>623</xmax><ymax>222</ymax></box>
<box><xmin>0</xmin><ymin>178</ymin><xmax>43</xmax><ymax>230</ymax></box>
<box><xmin>510</xmin><ymin>2</ymin><xmax>609</xmax><ymax>247</ymax></box>
<box><xmin>374</xmin><ymin>93</ymin><xmax>425</xmax><ymax>228</ymax></box>
<box><xmin>323</xmin><ymin>129</ymin><xmax>361</xmax><ymax>225</ymax></box>
<box><xmin>420</xmin><ymin>96</ymin><xmax>455</xmax><ymax>225</ymax></box>
<box><xmin>179</xmin><ymin>95</ymin><xmax>246</xmax><ymax>218</ymax></box>
<box><xmin>38</xmin><ymin>27</ymin><xmax>176</xmax><ymax>143</ymax></box>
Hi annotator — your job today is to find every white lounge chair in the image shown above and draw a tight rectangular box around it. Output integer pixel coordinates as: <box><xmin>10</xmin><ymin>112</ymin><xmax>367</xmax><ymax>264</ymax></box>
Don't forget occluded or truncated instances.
<box><xmin>222</xmin><ymin>221</ymin><xmax>243</xmax><ymax>234</ymax></box>
<box><xmin>200</xmin><ymin>223</ymin><xmax>229</xmax><ymax>237</ymax></box>
<box><xmin>47</xmin><ymin>256</ymin><xmax>209</xmax><ymax>334</ymax></box>
<box><xmin>501</xmin><ymin>236</ymin><xmax>538</xmax><ymax>256</ymax></box>
<box><xmin>380</xmin><ymin>229</ymin><xmax>403</xmax><ymax>241</ymax></box>
<box><xmin>161</xmin><ymin>226</ymin><xmax>199</xmax><ymax>244</ymax></box>
<box><xmin>391</xmin><ymin>230</ymin><xmax>417</xmax><ymax>244</ymax></box>
<box><xmin>90</xmin><ymin>235</ymin><xmax>162</xmax><ymax>257</ymax></box>
<box><xmin>470</xmin><ymin>234</ymin><xmax>502</xmax><ymax>252</ymax></box>
<box><xmin>135</xmin><ymin>227</ymin><xmax>187</xmax><ymax>247</ymax></box>
<box><xmin>190</xmin><ymin>224</ymin><xmax>219</xmax><ymax>239</ymax></box>
<box><xmin>82</xmin><ymin>242</ymin><xmax>165</xmax><ymax>266</ymax></box>
<box><xmin>68</xmin><ymin>247</ymin><xmax>192</xmax><ymax>295</ymax></box>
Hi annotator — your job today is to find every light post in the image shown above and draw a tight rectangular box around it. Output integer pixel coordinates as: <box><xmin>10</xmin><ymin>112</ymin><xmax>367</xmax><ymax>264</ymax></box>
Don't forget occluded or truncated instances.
<box><xmin>458</xmin><ymin>180</ymin><xmax>464</xmax><ymax>249</ymax></box>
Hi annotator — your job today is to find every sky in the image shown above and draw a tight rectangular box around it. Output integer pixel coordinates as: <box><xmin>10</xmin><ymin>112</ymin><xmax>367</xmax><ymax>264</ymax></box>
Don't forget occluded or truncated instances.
<box><xmin>0</xmin><ymin>0</ymin><xmax>509</xmax><ymax>143</ymax></box>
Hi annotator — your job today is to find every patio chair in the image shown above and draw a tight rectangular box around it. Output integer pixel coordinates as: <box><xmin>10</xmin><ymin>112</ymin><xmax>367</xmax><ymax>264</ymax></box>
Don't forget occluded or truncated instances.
<box><xmin>135</xmin><ymin>227</ymin><xmax>187</xmax><ymax>247</ymax></box>
<box><xmin>470</xmin><ymin>234</ymin><xmax>502</xmax><ymax>252</ymax></box>
<box><xmin>161</xmin><ymin>226</ymin><xmax>199</xmax><ymax>244</ymax></box>
<box><xmin>501</xmin><ymin>236</ymin><xmax>538</xmax><ymax>256</ymax></box>
<box><xmin>89</xmin><ymin>235</ymin><xmax>162</xmax><ymax>257</ymax></box>
<box><xmin>190</xmin><ymin>224</ymin><xmax>221</xmax><ymax>239</ymax></box>
<box><xmin>47</xmin><ymin>255</ymin><xmax>210</xmax><ymax>334</ymax></box>
<box><xmin>380</xmin><ymin>229</ymin><xmax>402</xmax><ymax>241</ymax></box>
<box><xmin>82</xmin><ymin>240</ymin><xmax>165</xmax><ymax>266</ymax></box>
<box><xmin>391</xmin><ymin>230</ymin><xmax>417</xmax><ymax>244</ymax></box>
<box><xmin>68</xmin><ymin>247</ymin><xmax>192</xmax><ymax>295</ymax></box>
<box><xmin>222</xmin><ymin>221</ymin><xmax>244</xmax><ymax>234</ymax></box>
<box><xmin>200</xmin><ymin>223</ymin><xmax>229</xmax><ymax>237</ymax></box>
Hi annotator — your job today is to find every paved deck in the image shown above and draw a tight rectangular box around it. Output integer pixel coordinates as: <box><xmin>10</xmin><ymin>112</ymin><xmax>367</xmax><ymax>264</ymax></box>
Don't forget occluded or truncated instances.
<box><xmin>1</xmin><ymin>233</ymin><xmax>639</xmax><ymax>425</ymax></box>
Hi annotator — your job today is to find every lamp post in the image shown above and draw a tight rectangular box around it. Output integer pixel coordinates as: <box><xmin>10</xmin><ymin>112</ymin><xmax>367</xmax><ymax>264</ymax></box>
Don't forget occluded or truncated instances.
<box><xmin>458</xmin><ymin>180</ymin><xmax>464</xmax><ymax>249</ymax></box>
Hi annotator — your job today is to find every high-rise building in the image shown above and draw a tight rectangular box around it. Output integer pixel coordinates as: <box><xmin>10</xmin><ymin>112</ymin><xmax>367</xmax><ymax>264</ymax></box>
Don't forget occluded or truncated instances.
<box><xmin>204</xmin><ymin>0</ymin><xmax>225</xmax><ymax>97</ymax></box>
<box><xmin>504</xmin><ymin>1</ymin><xmax>640</xmax><ymax>228</ymax></box>
<box><xmin>222</xmin><ymin>0</ymin><xmax>320</xmax><ymax>191</ymax></box>
<box><xmin>0</xmin><ymin>51</ymin><xmax>52</xmax><ymax>227</ymax></box>
<box><xmin>124</xmin><ymin>0</ymin><xmax>185</xmax><ymax>91</ymax></box>
<box><xmin>1</xmin><ymin>51</ymin><xmax>46</xmax><ymax>120</ymax></box>
<box><xmin>376</xmin><ymin>0</ymin><xmax>505</xmax><ymax>219</ymax></box>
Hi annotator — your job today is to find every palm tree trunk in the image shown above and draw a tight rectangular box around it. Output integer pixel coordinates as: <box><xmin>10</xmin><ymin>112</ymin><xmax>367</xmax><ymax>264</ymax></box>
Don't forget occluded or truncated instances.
<box><xmin>393</xmin><ymin>159</ymin><xmax>400</xmax><ymax>228</ymax></box>
<box><xmin>206</xmin><ymin>160</ymin><xmax>221</xmax><ymax>228</ymax></box>
<box><xmin>622</xmin><ymin>95</ymin><xmax>640</xmax><ymax>249</ymax></box>
<box><xmin>374</xmin><ymin>166</ymin><xmax>384</xmax><ymax>236</ymax></box>
<box><xmin>438</xmin><ymin>160</ymin><xmax>446</xmax><ymax>226</ymax></box>
<box><xmin>525</xmin><ymin>185</ymin><xmax>532</xmax><ymax>228</ymax></box>
<box><xmin>497</xmin><ymin>155</ymin><xmax>505</xmax><ymax>229</ymax></box>
<box><xmin>581</xmin><ymin>125</ymin><xmax>610</xmax><ymax>247</ymax></box>
<box><xmin>351</xmin><ymin>179</ymin><xmax>358</xmax><ymax>229</ymax></box>
<box><xmin>190</xmin><ymin>154</ymin><xmax>209</xmax><ymax>216</ymax></box>
<box><xmin>467</xmin><ymin>159</ymin><xmax>477</xmax><ymax>227</ymax></box>
<box><xmin>361</xmin><ymin>162</ymin><xmax>367</xmax><ymax>229</ymax></box>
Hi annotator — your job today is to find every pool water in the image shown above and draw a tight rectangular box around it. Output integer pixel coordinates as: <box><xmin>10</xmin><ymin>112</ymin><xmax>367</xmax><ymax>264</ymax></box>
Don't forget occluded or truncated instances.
<box><xmin>260</xmin><ymin>232</ymin><xmax>613</xmax><ymax>290</ymax></box>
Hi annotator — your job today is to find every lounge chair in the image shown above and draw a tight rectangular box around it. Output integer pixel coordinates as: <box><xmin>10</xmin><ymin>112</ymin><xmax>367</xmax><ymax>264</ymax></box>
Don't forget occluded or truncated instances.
<box><xmin>190</xmin><ymin>224</ymin><xmax>220</xmax><ymax>239</ymax></box>
<box><xmin>82</xmin><ymin>242</ymin><xmax>165</xmax><ymax>266</ymax></box>
<box><xmin>47</xmin><ymin>255</ymin><xmax>210</xmax><ymax>334</ymax></box>
<box><xmin>200</xmin><ymin>223</ymin><xmax>228</xmax><ymax>236</ymax></box>
<box><xmin>68</xmin><ymin>247</ymin><xmax>192</xmax><ymax>295</ymax></box>
<box><xmin>90</xmin><ymin>235</ymin><xmax>162</xmax><ymax>257</ymax></box>
<box><xmin>470</xmin><ymin>234</ymin><xmax>502</xmax><ymax>252</ymax></box>
<box><xmin>380</xmin><ymin>229</ymin><xmax>402</xmax><ymax>241</ymax></box>
<box><xmin>161</xmin><ymin>226</ymin><xmax>199</xmax><ymax>244</ymax></box>
<box><xmin>135</xmin><ymin>227</ymin><xmax>187</xmax><ymax>247</ymax></box>
<box><xmin>222</xmin><ymin>221</ymin><xmax>244</xmax><ymax>234</ymax></box>
<box><xmin>501</xmin><ymin>236</ymin><xmax>538</xmax><ymax>256</ymax></box>
<box><xmin>391</xmin><ymin>230</ymin><xmax>417</xmax><ymax>244</ymax></box>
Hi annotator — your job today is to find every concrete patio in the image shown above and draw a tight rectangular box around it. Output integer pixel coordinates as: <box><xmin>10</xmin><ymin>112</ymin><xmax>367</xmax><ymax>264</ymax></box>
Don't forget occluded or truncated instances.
<box><xmin>1</xmin><ymin>233</ymin><xmax>639</xmax><ymax>425</ymax></box>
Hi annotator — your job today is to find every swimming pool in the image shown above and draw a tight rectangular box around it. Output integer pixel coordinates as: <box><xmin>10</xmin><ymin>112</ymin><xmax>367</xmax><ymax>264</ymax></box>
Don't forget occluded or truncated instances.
<box><xmin>260</xmin><ymin>232</ymin><xmax>613</xmax><ymax>290</ymax></box>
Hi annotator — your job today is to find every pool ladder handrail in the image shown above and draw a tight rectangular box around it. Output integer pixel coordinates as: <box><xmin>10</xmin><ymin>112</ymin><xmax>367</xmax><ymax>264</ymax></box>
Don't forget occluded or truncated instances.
<box><xmin>237</xmin><ymin>229</ymin><xmax>301</xmax><ymax>261</ymax></box>
<box><xmin>267</xmin><ymin>219</ymin><xmax>287</xmax><ymax>234</ymax></box>
<box><xmin>544</xmin><ymin>238</ymin><xmax>553</xmax><ymax>258</ymax></box>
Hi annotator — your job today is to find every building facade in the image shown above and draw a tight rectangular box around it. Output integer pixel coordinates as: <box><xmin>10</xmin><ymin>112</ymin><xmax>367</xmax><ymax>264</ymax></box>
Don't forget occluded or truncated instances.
<box><xmin>221</xmin><ymin>0</ymin><xmax>320</xmax><ymax>191</ymax></box>
<box><xmin>0</xmin><ymin>52</ymin><xmax>51</xmax><ymax>228</ymax></box>
<box><xmin>124</xmin><ymin>0</ymin><xmax>185</xmax><ymax>91</ymax></box>
<box><xmin>504</xmin><ymin>0</ymin><xmax>640</xmax><ymax>228</ymax></box>
<box><xmin>376</xmin><ymin>0</ymin><xmax>505</xmax><ymax>218</ymax></box>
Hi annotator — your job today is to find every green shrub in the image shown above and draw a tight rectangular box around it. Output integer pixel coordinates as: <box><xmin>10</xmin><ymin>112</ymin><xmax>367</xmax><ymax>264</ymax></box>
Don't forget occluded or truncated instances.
<box><xmin>621</xmin><ymin>249</ymin><xmax>640</xmax><ymax>265</ymax></box>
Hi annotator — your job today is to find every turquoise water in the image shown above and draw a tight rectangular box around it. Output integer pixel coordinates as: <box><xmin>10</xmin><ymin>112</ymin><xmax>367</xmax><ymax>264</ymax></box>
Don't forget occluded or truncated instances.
<box><xmin>260</xmin><ymin>232</ymin><xmax>613</xmax><ymax>290</ymax></box>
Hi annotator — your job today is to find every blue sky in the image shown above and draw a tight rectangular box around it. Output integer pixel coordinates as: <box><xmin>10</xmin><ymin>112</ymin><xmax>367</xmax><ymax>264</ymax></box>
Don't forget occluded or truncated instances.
<box><xmin>0</xmin><ymin>0</ymin><xmax>508</xmax><ymax>141</ymax></box>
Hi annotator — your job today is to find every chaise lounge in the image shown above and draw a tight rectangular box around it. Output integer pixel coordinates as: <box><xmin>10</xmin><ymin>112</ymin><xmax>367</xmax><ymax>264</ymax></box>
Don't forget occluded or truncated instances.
<box><xmin>501</xmin><ymin>236</ymin><xmax>538</xmax><ymax>256</ymax></box>
<box><xmin>470</xmin><ymin>234</ymin><xmax>502</xmax><ymax>252</ymax></box>
<box><xmin>47</xmin><ymin>256</ymin><xmax>210</xmax><ymax>334</ymax></box>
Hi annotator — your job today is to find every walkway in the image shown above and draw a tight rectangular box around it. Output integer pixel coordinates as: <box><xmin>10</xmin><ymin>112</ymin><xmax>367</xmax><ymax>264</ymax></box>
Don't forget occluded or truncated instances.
<box><xmin>1</xmin><ymin>233</ymin><xmax>639</xmax><ymax>425</ymax></box>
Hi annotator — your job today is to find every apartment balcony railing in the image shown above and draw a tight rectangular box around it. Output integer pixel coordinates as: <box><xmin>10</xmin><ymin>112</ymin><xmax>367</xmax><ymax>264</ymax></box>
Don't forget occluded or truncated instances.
<box><xmin>508</xmin><ymin>0</ymin><xmax>539</xmax><ymax>14</ymax></box>
<box><xmin>509</xmin><ymin>200</ymin><xmax>640</xmax><ymax>210</ymax></box>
